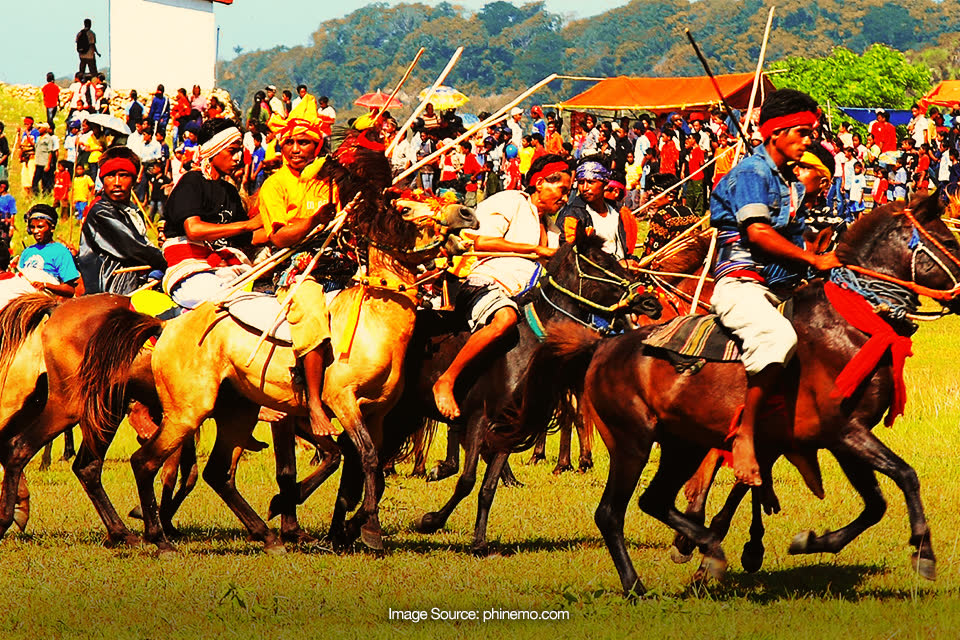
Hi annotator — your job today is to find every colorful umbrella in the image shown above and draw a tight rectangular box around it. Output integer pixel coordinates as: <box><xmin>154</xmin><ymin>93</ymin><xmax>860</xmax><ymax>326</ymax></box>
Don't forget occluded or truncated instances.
<box><xmin>354</xmin><ymin>90</ymin><xmax>403</xmax><ymax>110</ymax></box>
<box><xmin>418</xmin><ymin>86</ymin><xmax>469</xmax><ymax>111</ymax></box>
<box><xmin>460</xmin><ymin>113</ymin><xmax>480</xmax><ymax>127</ymax></box>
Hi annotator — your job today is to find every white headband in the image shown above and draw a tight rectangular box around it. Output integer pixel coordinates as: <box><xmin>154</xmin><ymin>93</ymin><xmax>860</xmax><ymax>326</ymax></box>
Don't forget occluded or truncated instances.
<box><xmin>198</xmin><ymin>127</ymin><xmax>242</xmax><ymax>161</ymax></box>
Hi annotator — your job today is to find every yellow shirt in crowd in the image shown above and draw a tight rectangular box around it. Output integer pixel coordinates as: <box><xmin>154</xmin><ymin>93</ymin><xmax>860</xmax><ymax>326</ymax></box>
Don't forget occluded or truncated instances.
<box><xmin>72</xmin><ymin>175</ymin><xmax>95</xmax><ymax>203</ymax></box>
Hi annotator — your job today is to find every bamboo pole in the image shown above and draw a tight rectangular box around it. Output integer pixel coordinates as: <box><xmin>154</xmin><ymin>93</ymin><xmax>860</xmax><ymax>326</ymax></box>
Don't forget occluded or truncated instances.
<box><xmin>636</xmin><ymin>217</ymin><xmax>711</xmax><ymax>268</ymax></box>
<box><xmin>373</xmin><ymin>47</ymin><xmax>425</xmax><ymax>124</ymax></box>
<box><xmin>734</xmin><ymin>6</ymin><xmax>775</xmax><ymax>165</ymax></box>
<box><xmin>631</xmin><ymin>152</ymin><xmax>724</xmax><ymax>217</ymax></box>
<box><xmin>689</xmin><ymin>227</ymin><xmax>718</xmax><ymax>311</ymax></box>
<box><xmin>394</xmin><ymin>73</ymin><xmax>559</xmax><ymax>185</ymax></box>
<box><xmin>387</xmin><ymin>47</ymin><xmax>464</xmax><ymax>157</ymax></box>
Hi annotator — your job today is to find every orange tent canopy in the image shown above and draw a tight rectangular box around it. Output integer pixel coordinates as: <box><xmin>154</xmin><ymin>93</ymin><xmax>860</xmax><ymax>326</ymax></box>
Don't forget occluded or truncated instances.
<box><xmin>920</xmin><ymin>81</ymin><xmax>960</xmax><ymax>111</ymax></box>
<box><xmin>553</xmin><ymin>73</ymin><xmax>776</xmax><ymax>113</ymax></box>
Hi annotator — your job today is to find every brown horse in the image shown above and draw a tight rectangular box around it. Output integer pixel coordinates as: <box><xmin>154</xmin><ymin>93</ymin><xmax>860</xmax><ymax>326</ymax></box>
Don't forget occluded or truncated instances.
<box><xmin>489</xmin><ymin>196</ymin><xmax>960</xmax><ymax>595</ymax></box>
<box><xmin>82</xmin><ymin>191</ymin><xmax>478</xmax><ymax>556</ymax></box>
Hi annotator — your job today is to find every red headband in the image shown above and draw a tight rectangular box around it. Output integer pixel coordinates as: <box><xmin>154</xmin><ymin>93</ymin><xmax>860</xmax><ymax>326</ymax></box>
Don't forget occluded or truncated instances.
<box><xmin>99</xmin><ymin>157</ymin><xmax>138</xmax><ymax>177</ymax></box>
<box><xmin>528</xmin><ymin>161</ymin><xmax>570</xmax><ymax>186</ymax></box>
<box><xmin>759</xmin><ymin>111</ymin><xmax>818</xmax><ymax>140</ymax></box>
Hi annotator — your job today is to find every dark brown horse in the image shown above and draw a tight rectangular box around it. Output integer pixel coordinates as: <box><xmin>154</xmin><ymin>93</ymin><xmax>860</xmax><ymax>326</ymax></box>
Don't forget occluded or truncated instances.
<box><xmin>489</xmin><ymin>197</ymin><xmax>960</xmax><ymax>595</ymax></box>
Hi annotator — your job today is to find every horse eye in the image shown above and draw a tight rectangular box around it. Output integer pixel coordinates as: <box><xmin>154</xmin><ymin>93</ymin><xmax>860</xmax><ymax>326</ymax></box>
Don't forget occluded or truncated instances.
<box><xmin>400</xmin><ymin>207</ymin><xmax>411</xmax><ymax>216</ymax></box>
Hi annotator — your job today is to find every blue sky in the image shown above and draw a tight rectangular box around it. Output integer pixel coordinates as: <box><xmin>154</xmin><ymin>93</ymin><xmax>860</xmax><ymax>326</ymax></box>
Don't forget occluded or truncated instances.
<box><xmin>0</xmin><ymin>0</ymin><xmax>629</xmax><ymax>85</ymax></box>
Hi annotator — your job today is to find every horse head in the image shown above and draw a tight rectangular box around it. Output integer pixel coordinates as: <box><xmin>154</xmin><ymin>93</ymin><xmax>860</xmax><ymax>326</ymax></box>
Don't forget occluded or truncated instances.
<box><xmin>540</xmin><ymin>232</ymin><xmax>662</xmax><ymax>332</ymax></box>
<box><xmin>837</xmin><ymin>195</ymin><xmax>960</xmax><ymax>314</ymax></box>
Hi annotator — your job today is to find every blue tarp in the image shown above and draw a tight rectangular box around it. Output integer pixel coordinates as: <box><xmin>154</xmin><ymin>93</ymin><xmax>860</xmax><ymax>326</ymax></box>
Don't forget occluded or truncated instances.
<box><xmin>838</xmin><ymin>107</ymin><xmax>912</xmax><ymax>126</ymax></box>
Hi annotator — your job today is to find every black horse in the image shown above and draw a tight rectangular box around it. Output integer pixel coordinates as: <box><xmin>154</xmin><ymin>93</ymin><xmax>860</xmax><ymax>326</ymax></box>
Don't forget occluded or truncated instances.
<box><xmin>327</xmin><ymin>232</ymin><xmax>661</xmax><ymax>551</ymax></box>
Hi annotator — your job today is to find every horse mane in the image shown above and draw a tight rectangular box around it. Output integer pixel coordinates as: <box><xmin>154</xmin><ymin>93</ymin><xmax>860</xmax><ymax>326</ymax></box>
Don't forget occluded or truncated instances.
<box><xmin>836</xmin><ymin>195</ymin><xmax>942</xmax><ymax>265</ymax></box>
<box><xmin>0</xmin><ymin>293</ymin><xmax>58</xmax><ymax>380</ymax></box>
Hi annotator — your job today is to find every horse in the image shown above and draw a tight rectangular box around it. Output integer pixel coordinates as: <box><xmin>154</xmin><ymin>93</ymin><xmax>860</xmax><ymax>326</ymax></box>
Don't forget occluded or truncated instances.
<box><xmin>488</xmin><ymin>196</ymin><xmax>960</xmax><ymax>595</ymax></box>
<box><xmin>0</xmin><ymin>293</ymin><xmax>206</xmax><ymax>546</ymax></box>
<box><xmin>80</xmin><ymin>176</ymin><xmax>479</xmax><ymax>555</ymax></box>
<box><xmin>328</xmin><ymin>233</ymin><xmax>658</xmax><ymax>555</ymax></box>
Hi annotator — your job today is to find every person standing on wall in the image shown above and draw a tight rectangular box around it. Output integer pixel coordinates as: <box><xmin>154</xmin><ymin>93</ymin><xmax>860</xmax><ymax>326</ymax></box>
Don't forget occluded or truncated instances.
<box><xmin>76</xmin><ymin>19</ymin><xmax>99</xmax><ymax>76</ymax></box>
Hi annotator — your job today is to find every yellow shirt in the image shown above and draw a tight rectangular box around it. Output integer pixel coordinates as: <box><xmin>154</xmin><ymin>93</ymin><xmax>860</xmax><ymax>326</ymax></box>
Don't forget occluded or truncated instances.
<box><xmin>258</xmin><ymin>159</ymin><xmax>339</xmax><ymax>237</ymax></box>
<box><xmin>518</xmin><ymin>146</ymin><xmax>536</xmax><ymax>176</ymax></box>
<box><xmin>72</xmin><ymin>175</ymin><xmax>95</xmax><ymax>203</ymax></box>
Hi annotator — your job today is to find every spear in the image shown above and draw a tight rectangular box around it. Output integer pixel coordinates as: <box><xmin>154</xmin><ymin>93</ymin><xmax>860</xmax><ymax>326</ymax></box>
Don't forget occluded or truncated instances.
<box><xmin>387</xmin><ymin>47</ymin><xmax>463</xmax><ymax>157</ymax></box>
<box><xmin>373</xmin><ymin>47</ymin><xmax>426</xmax><ymax>124</ymax></box>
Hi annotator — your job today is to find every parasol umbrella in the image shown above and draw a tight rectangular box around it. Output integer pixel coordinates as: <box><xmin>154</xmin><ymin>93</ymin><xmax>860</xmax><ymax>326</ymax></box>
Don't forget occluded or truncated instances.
<box><xmin>418</xmin><ymin>85</ymin><xmax>469</xmax><ymax>111</ymax></box>
<box><xmin>460</xmin><ymin>113</ymin><xmax>480</xmax><ymax>127</ymax></box>
<box><xmin>78</xmin><ymin>111</ymin><xmax>131</xmax><ymax>135</ymax></box>
<box><xmin>354</xmin><ymin>90</ymin><xmax>403</xmax><ymax>110</ymax></box>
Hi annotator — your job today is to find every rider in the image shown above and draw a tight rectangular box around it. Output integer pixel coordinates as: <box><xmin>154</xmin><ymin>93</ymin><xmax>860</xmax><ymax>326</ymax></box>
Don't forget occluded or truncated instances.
<box><xmin>555</xmin><ymin>157</ymin><xmax>637</xmax><ymax>261</ymax></box>
<box><xmin>433</xmin><ymin>154</ymin><xmax>573</xmax><ymax>420</ymax></box>
<box><xmin>161</xmin><ymin>118</ymin><xmax>261</xmax><ymax>308</ymax></box>
<box><xmin>77</xmin><ymin>146</ymin><xmax>167</xmax><ymax>294</ymax></box>
<box><xmin>710</xmin><ymin>89</ymin><xmax>840</xmax><ymax>487</ymax></box>
<box><xmin>18</xmin><ymin>203</ymin><xmax>81</xmax><ymax>298</ymax></box>
<box><xmin>257</xmin><ymin>95</ymin><xmax>341</xmax><ymax>439</ymax></box>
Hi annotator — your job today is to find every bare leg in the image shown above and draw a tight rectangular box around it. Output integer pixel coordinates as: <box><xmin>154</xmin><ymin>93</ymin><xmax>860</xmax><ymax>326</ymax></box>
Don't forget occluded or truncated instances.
<box><xmin>733</xmin><ymin>365</ymin><xmax>778</xmax><ymax>487</ymax></box>
<box><xmin>303</xmin><ymin>343</ymin><xmax>339</xmax><ymax>438</ymax></box>
<box><xmin>433</xmin><ymin>308</ymin><xmax>517</xmax><ymax>421</ymax></box>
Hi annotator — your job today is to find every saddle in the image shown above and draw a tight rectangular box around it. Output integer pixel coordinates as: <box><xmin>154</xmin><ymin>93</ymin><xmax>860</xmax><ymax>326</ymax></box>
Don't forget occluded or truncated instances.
<box><xmin>221</xmin><ymin>292</ymin><xmax>294</xmax><ymax>345</ymax></box>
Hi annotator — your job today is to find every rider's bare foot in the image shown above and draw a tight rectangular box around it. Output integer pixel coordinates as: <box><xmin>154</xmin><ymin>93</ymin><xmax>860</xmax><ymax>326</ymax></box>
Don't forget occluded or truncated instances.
<box><xmin>432</xmin><ymin>376</ymin><xmax>461</xmax><ymax>421</ymax></box>
<box><xmin>309</xmin><ymin>408</ymin><xmax>341</xmax><ymax>439</ymax></box>
<box><xmin>258</xmin><ymin>406</ymin><xmax>288</xmax><ymax>422</ymax></box>
<box><xmin>732</xmin><ymin>435</ymin><xmax>762</xmax><ymax>487</ymax></box>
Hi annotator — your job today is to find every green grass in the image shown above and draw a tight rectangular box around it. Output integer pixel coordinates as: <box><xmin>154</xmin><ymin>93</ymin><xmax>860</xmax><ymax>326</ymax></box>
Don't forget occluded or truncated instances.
<box><xmin>2</xmin><ymin>316</ymin><xmax>960</xmax><ymax>639</ymax></box>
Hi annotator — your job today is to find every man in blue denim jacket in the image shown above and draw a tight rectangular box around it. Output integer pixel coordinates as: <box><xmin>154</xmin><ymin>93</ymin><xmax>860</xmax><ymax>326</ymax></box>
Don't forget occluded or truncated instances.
<box><xmin>710</xmin><ymin>89</ymin><xmax>840</xmax><ymax>486</ymax></box>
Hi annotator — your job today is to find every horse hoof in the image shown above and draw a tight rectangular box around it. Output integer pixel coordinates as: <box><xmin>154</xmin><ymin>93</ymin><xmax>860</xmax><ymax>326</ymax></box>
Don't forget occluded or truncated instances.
<box><xmin>741</xmin><ymin>544</ymin><xmax>765</xmax><ymax>573</ymax></box>
<box><xmin>281</xmin><ymin>529</ymin><xmax>318</xmax><ymax>546</ymax></box>
<box><xmin>788</xmin><ymin>530</ymin><xmax>816</xmax><ymax>555</ymax></box>
<box><xmin>264</xmin><ymin>542</ymin><xmax>287</xmax><ymax>556</ymax></box>
<box><xmin>698</xmin><ymin>555</ymin><xmax>728</xmax><ymax>581</ymax></box>
<box><xmin>414</xmin><ymin>513</ymin><xmax>443</xmax><ymax>534</ymax></box>
<box><xmin>670</xmin><ymin>546</ymin><xmax>693</xmax><ymax>565</ymax></box>
<box><xmin>527</xmin><ymin>454</ymin><xmax>545</xmax><ymax>466</ymax></box>
<box><xmin>552</xmin><ymin>464</ymin><xmax>573</xmax><ymax>476</ymax></box>
<box><xmin>361</xmin><ymin>527</ymin><xmax>384</xmax><ymax>552</ymax></box>
<box><xmin>128</xmin><ymin>505</ymin><xmax>144</xmax><ymax>520</ymax></box>
<box><xmin>426</xmin><ymin>462</ymin><xmax>457</xmax><ymax>483</ymax></box>
<box><xmin>13</xmin><ymin>507</ymin><xmax>28</xmax><ymax>533</ymax></box>
<box><xmin>471</xmin><ymin>543</ymin><xmax>490</xmax><ymax>557</ymax></box>
<box><xmin>912</xmin><ymin>554</ymin><xmax>936</xmax><ymax>581</ymax></box>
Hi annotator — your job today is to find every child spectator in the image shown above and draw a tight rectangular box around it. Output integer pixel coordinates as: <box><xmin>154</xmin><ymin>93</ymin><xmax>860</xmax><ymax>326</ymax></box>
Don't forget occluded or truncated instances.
<box><xmin>0</xmin><ymin>180</ymin><xmax>16</xmax><ymax>239</ymax></box>
<box><xmin>871</xmin><ymin>166</ymin><xmax>889</xmax><ymax>209</ymax></box>
<box><xmin>53</xmin><ymin>161</ymin><xmax>71</xmax><ymax>219</ymax></box>
<box><xmin>146</xmin><ymin>162</ymin><xmax>171</xmax><ymax>220</ymax></box>
<box><xmin>846</xmin><ymin>162</ymin><xmax>866</xmax><ymax>218</ymax></box>
<box><xmin>72</xmin><ymin>163</ymin><xmax>95</xmax><ymax>219</ymax></box>
<box><xmin>247</xmin><ymin>132</ymin><xmax>266</xmax><ymax>194</ymax></box>
<box><xmin>891</xmin><ymin>160</ymin><xmax>908</xmax><ymax>201</ymax></box>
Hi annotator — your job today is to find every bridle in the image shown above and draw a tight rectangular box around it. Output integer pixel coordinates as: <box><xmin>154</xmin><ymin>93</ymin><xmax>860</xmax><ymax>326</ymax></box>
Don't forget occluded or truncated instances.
<box><xmin>844</xmin><ymin>207</ymin><xmax>960</xmax><ymax>304</ymax></box>
<box><xmin>536</xmin><ymin>245</ymin><xmax>654</xmax><ymax>333</ymax></box>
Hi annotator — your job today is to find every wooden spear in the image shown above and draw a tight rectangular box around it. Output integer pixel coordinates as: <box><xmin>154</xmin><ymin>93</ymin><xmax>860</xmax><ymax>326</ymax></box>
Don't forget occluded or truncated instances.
<box><xmin>373</xmin><ymin>47</ymin><xmax>426</xmax><ymax>124</ymax></box>
<box><xmin>387</xmin><ymin>47</ymin><xmax>464</xmax><ymax>157</ymax></box>
<box><xmin>733</xmin><ymin>6</ymin><xmax>775</xmax><ymax>164</ymax></box>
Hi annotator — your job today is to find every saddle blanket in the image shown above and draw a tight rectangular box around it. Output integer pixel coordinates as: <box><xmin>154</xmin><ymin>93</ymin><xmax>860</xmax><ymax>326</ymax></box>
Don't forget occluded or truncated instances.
<box><xmin>223</xmin><ymin>293</ymin><xmax>294</xmax><ymax>345</ymax></box>
<box><xmin>641</xmin><ymin>314</ymin><xmax>742</xmax><ymax>362</ymax></box>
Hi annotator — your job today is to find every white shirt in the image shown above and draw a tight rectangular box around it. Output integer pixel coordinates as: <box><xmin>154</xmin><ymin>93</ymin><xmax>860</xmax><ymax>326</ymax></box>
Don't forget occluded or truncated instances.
<box><xmin>318</xmin><ymin>105</ymin><xmax>336</xmax><ymax>123</ymax></box>
<box><xmin>67</xmin><ymin>82</ymin><xmax>83</xmax><ymax>110</ymax></box>
<box><xmin>508</xmin><ymin>119</ymin><xmax>523</xmax><ymax>149</ymax></box>
<box><xmin>940</xmin><ymin>152</ymin><xmax>952</xmax><ymax>182</ymax></box>
<box><xmin>848</xmin><ymin>173</ymin><xmax>866</xmax><ymax>203</ymax></box>
<box><xmin>587</xmin><ymin>202</ymin><xmax>623</xmax><ymax>259</ymax></box>
<box><xmin>911</xmin><ymin>115</ymin><xmax>930</xmax><ymax>147</ymax></box>
<box><xmin>469</xmin><ymin>191</ymin><xmax>558</xmax><ymax>296</ymax></box>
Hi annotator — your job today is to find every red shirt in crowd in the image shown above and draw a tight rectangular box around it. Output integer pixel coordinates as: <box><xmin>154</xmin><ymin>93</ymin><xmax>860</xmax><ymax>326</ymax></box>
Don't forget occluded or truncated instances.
<box><xmin>53</xmin><ymin>169</ymin><xmax>71</xmax><ymax>201</ymax></box>
<box><xmin>870</xmin><ymin>120</ymin><xmax>898</xmax><ymax>153</ymax></box>
<box><xmin>42</xmin><ymin>82</ymin><xmax>60</xmax><ymax>109</ymax></box>
<box><xmin>685</xmin><ymin>145</ymin><xmax>705</xmax><ymax>180</ymax></box>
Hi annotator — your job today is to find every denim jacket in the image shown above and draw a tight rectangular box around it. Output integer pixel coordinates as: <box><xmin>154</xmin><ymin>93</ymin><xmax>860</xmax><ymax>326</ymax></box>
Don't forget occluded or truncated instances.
<box><xmin>710</xmin><ymin>146</ymin><xmax>806</xmax><ymax>287</ymax></box>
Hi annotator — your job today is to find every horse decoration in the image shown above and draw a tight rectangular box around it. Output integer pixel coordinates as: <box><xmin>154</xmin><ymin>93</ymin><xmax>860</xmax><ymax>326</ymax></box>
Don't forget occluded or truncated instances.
<box><xmin>489</xmin><ymin>196</ymin><xmax>960</xmax><ymax>595</ymax></box>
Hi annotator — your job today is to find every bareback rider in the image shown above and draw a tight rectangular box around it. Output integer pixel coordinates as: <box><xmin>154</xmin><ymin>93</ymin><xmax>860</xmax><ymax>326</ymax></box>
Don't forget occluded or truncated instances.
<box><xmin>710</xmin><ymin>89</ymin><xmax>840</xmax><ymax>487</ymax></box>
<box><xmin>433</xmin><ymin>154</ymin><xmax>573</xmax><ymax>420</ymax></box>
<box><xmin>257</xmin><ymin>95</ymin><xmax>341</xmax><ymax>439</ymax></box>
<box><xmin>161</xmin><ymin>118</ymin><xmax>261</xmax><ymax>308</ymax></box>
<box><xmin>555</xmin><ymin>158</ymin><xmax>638</xmax><ymax>261</ymax></box>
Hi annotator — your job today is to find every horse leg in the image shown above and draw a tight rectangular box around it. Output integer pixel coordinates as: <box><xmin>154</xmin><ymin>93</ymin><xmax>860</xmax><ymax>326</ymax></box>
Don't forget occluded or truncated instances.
<box><xmin>575</xmin><ymin>410</ymin><xmax>594</xmax><ymax>472</ymax></box>
<box><xmin>39</xmin><ymin>442</ymin><xmax>52</xmax><ymax>471</ymax></box>
<box><xmin>595</xmin><ymin>439</ymin><xmax>652</xmax><ymax>597</ymax></box>
<box><xmin>329</xmin><ymin>435</ymin><xmax>363</xmax><ymax>550</ymax></box>
<box><xmin>553</xmin><ymin>419</ymin><xmax>574</xmax><ymax>475</ymax></box>
<box><xmin>415</xmin><ymin>416</ymin><xmax>484</xmax><ymax>534</ymax></box>
<box><xmin>61</xmin><ymin>427</ymin><xmax>76</xmax><ymax>461</ymax></box>
<box><xmin>158</xmin><ymin>446</ymin><xmax>184</xmax><ymax>537</ymax></box>
<box><xmin>410</xmin><ymin>426</ymin><xmax>428</xmax><ymax>478</ymax></box>
<box><xmin>202</xmin><ymin>403</ymin><xmax>285</xmax><ymax>555</ymax></box>
<box><xmin>269</xmin><ymin>418</ymin><xmax>317</xmax><ymax>545</ymax></box>
<box><xmin>470</xmin><ymin>450</ymin><xmax>510</xmax><ymax>556</ymax></box>
<box><xmin>428</xmin><ymin>423</ymin><xmax>460</xmax><ymax>482</ymax></box>
<box><xmin>14</xmin><ymin>473</ymin><xmax>28</xmax><ymax>532</ymax></box>
<box><xmin>672</xmin><ymin>449</ymin><xmax>724</xmax><ymax>563</ymax></box>
<box><xmin>529</xmin><ymin>432</ymin><xmax>547</xmax><ymax>465</ymax></box>
<box><xmin>636</xmin><ymin>438</ymin><xmax>726</xmax><ymax>582</ymax></box>
<box><xmin>166</xmin><ymin>435</ymin><xmax>200</xmax><ymax>525</ymax></box>
<box><xmin>498</xmin><ymin>457</ymin><xmax>522</xmax><ymax>487</ymax></box>
<box><xmin>72</xmin><ymin>422</ymin><xmax>141</xmax><ymax>546</ymax></box>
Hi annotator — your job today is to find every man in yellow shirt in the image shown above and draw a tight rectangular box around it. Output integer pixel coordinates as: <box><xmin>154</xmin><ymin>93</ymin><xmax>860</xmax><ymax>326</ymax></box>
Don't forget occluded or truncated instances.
<box><xmin>258</xmin><ymin>97</ymin><xmax>341</xmax><ymax>439</ymax></box>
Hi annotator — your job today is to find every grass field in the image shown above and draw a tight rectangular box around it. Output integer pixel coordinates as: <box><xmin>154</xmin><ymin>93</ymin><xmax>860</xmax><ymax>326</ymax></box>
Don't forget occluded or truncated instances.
<box><xmin>0</xmin><ymin>315</ymin><xmax>958</xmax><ymax>640</ymax></box>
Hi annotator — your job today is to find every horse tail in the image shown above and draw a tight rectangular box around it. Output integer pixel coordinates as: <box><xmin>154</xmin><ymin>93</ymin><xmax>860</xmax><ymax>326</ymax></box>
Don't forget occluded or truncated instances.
<box><xmin>0</xmin><ymin>293</ymin><xmax>59</xmax><ymax>380</ymax></box>
<box><xmin>77</xmin><ymin>308</ymin><xmax>163</xmax><ymax>445</ymax></box>
<box><xmin>488</xmin><ymin>320</ymin><xmax>603</xmax><ymax>453</ymax></box>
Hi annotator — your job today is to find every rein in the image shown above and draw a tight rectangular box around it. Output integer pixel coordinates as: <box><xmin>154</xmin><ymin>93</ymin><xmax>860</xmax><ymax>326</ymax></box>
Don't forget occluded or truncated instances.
<box><xmin>536</xmin><ymin>246</ymin><xmax>651</xmax><ymax>334</ymax></box>
<box><xmin>845</xmin><ymin>208</ymin><xmax>960</xmax><ymax>303</ymax></box>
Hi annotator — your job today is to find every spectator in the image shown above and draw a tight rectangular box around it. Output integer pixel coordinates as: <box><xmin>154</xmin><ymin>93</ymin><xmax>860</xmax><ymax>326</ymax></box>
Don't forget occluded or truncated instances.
<box><xmin>291</xmin><ymin>84</ymin><xmax>308</xmax><ymax>109</ymax></box>
<box><xmin>76</xmin><ymin>18</ymin><xmax>99</xmax><ymax>75</ymax></box>
<box><xmin>265</xmin><ymin>85</ymin><xmax>284</xmax><ymax>116</ymax></box>
<box><xmin>71</xmin><ymin>163</ymin><xmax>95</xmax><ymax>219</ymax></box>
<box><xmin>871</xmin><ymin>166</ymin><xmax>889</xmax><ymax>208</ymax></box>
<box><xmin>126</xmin><ymin>90</ymin><xmax>144</xmax><ymax>130</ymax></box>
<box><xmin>63</xmin><ymin>120</ymin><xmax>80</xmax><ymax>176</ymax></box>
<box><xmin>41</xmin><ymin>73</ymin><xmax>60</xmax><ymax>130</ymax></box>
<box><xmin>14</xmin><ymin>117</ymin><xmax>38</xmax><ymax>199</ymax></box>
<box><xmin>0</xmin><ymin>180</ymin><xmax>16</xmax><ymax>237</ymax></box>
<box><xmin>0</xmin><ymin>122</ymin><xmax>8</xmax><ymax>182</ymax></box>
<box><xmin>908</xmin><ymin>103</ymin><xmax>931</xmax><ymax>149</ymax></box>
<box><xmin>66</xmin><ymin>72</ymin><xmax>83</xmax><ymax>122</ymax></box>
<box><xmin>281</xmin><ymin>90</ymin><xmax>293</xmax><ymax>117</ymax></box>
<box><xmin>33</xmin><ymin>122</ymin><xmax>58</xmax><ymax>195</ymax></box>
<box><xmin>190</xmin><ymin>85</ymin><xmax>208</xmax><ymax>115</ymax></box>
<box><xmin>146</xmin><ymin>161</ymin><xmax>171</xmax><ymax>220</ymax></box>
<box><xmin>205</xmin><ymin>96</ymin><xmax>224</xmax><ymax>120</ymax></box>
<box><xmin>870</xmin><ymin>109</ymin><xmax>897</xmax><ymax>154</ymax></box>
<box><xmin>247</xmin><ymin>91</ymin><xmax>269</xmax><ymax>126</ymax></box>
<box><xmin>53</xmin><ymin>160</ymin><xmax>71</xmax><ymax>220</ymax></box>
<box><xmin>171</xmin><ymin>88</ymin><xmax>192</xmax><ymax>142</ymax></box>
<box><xmin>847</xmin><ymin>162</ymin><xmax>866</xmax><ymax>218</ymax></box>
<box><xmin>148</xmin><ymin>85</ymin><xmax>171</xmax><ymax>137</ymax></box>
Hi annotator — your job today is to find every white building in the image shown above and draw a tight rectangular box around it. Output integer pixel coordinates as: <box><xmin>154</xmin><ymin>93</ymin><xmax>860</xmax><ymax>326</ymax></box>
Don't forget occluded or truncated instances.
<box><xmin>109</xmin><ymin>0</ymin><xmax>232</xmax><ymax>91</ymax></box>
